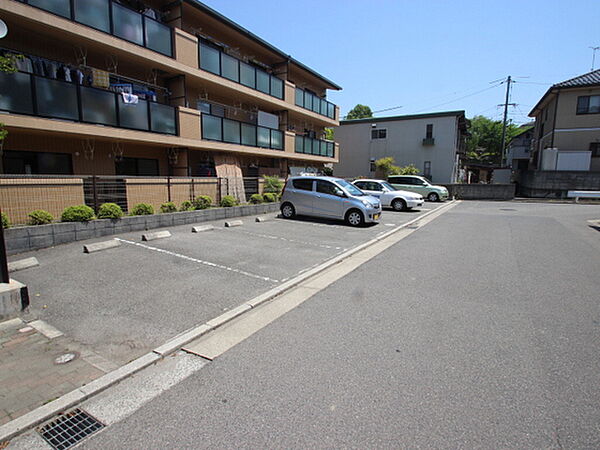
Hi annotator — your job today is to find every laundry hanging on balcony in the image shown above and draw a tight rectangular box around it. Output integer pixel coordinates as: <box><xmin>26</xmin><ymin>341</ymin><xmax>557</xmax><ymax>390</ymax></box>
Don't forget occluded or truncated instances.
<box><xmin>121</xmin><ymin>92</ymin><xmax>139</xmax><ymax>105</ymax></box>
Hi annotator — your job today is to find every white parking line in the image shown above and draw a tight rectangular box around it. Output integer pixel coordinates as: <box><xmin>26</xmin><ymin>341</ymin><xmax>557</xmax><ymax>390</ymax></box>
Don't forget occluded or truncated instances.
<box><xmin>219</xmin><ymin>228</ymin><xmax>343</xmax><ymax>250</ymax></box>
<box><xmin>274</xmin><ymin>218</ymin><xmax>347</xmax><ymax>229</ymax></box>
<box><xmin>115</xmin><ymin>238</ymin><xmax>279</xmax><ymax>283</ymax></box>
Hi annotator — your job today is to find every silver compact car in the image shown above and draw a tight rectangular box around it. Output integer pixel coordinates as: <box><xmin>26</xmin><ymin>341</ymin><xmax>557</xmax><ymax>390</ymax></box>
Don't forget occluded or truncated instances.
<box><xmin>352</xmin><ymin>179</ymin><xmax>424</xmax><ymax>211</ymax></box>
<box><xmin>280</xmin><ymin>176</ymin><xmax>382</xmax><ymax>226</ymax></box>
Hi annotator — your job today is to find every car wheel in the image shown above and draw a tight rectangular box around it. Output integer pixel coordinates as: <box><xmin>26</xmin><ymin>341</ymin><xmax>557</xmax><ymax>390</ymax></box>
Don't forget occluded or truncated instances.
<box><xmin>345</xmin><ymin>209</ymin><xmax>364</xmax><ymax>227</ymax></box>
<box><xmin>427</xmin><ymin>192</ymin><xmax>439</xmax><ymax>202</ymax></box>
<box><xmin>281</xmin><ymin>203</ymin><xmax>296</xmax><ymax>219</ymax></box>
<box><xmin>391</xmin><ymin>198</ymin><xmax>407</xmax><ymax>211</ymax></box>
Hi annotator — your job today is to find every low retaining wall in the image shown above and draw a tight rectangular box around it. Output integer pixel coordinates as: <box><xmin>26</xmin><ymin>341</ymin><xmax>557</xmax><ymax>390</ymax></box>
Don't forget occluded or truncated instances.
<box><xmin>5</xmin><ymin>203</ymin><xmax>280</xmax><ymax>255</ymax></box>
<box><xmin>518</xmin><ymin>171</ymin><xmax>600</xmax><ymax>198</ymax></box>
<box><xmin>442</xmin><ymin>184</ymin><xmax>515</xmax><ymax>200</ymax></box>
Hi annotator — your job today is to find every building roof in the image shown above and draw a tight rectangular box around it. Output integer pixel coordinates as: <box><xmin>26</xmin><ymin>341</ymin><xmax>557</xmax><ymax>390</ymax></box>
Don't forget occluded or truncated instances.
<box><xmin>185</xmin><ymin>0</ymin><xmax>342</xmax><ymax>91</ymax></box>
<box><xmin>529</xmin><ymin>69</ymin><xmax>600</xmax><ymax>116</ymax></box>
<box><xmin>340</xmin><ymin>110</ymin><xmax>466</xmax><ymax>125</ymax></box>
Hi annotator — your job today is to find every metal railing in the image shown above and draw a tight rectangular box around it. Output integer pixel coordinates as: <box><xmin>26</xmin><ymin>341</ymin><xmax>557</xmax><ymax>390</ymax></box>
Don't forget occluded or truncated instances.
<box><xmin>201</xmin><ymin>113</ymin><xmax>283</xmax><ymax>150</ymax></box>
<box><xmin>294</xmin><ymin>135</ymin><xmax>335</xmax><ymax>158</ymax></box>
<box><xmin>0</xmin><ymin>71</ymin><xmax>177</xmax><ymax>135</ymax></box>
<box><xmin>294</xmin><ymin>87</ymin><xmax>336</xmax><ymax>119</ymax></box>
<box><xmin>16</xmin><ymin>0</ymin><xmax>173</xmax><ymax>57</ymax></box>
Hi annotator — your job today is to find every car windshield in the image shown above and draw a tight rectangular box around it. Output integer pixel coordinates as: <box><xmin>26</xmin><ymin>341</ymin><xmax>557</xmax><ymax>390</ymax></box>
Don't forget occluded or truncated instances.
<box><xmin>381</xmin><ymin>182</ymin><xmax>397</xmax><ymax>191</ymax></box>
<box><xmin>337</xmin><ymin>179</ymin><xmax>365</xmax><ymax>196</ymax></box>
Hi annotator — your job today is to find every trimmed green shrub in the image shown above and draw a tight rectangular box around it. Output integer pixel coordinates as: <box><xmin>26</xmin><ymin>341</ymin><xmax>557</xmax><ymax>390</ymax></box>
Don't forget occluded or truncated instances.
<box><xmin>97</xmin><ymin>203</ymin><xmax>123</xmax><ymax>219</ymax></box>
<box><xmin>179</xmin><ymin>200</ymin><xmax>194</xmax><ymax>212</ymax></box>
<box><xmin>28</xmin><ymin>210</ymin><xmax>54</xmax><ymax>225</ymax></box>
<box><xmin>263</xmin><ymin>193</ymin><xmax>277</xmax><ymax>203</ymax></box>
<box><xmin>322</xmin><ymin>166</ymin><xmax>334</xmax><ymax>176</ymax></box>
<box><xmin>130</xmin><ymin>203</ymin><xmax>154</xmax><ymax>216</ymax></box>
<box><xmin>193</xmin><ymin>195</ymin><xmax>212</xmax><ymax>210</ymax></box>
<box><xmin>249</xmin><ymin>194</ymin><xmax>263</xmax><ymax>204</ymax></box>
<box><xmin>220</xmin><ymin>195</ymin><xmax>238</xmax><ymax>207</ymax></box>
<box><xmin>262</xmin><ymin>175</ymin><xmax>283</xmax><ymax>194</ymax></box>
<box><xmin>1</xmin><ymin>212</ymin><xmax>10</xmax><ymax>229</ymax></box>
<box><xmin>61</xmin><ymin>205</ymin><xmax>95</xmax><ymax>222</ymax></box>
<box><xmin>160</xmin><ymin>202</ymin><xmax>177</xmax><ymax>213</ymax></box>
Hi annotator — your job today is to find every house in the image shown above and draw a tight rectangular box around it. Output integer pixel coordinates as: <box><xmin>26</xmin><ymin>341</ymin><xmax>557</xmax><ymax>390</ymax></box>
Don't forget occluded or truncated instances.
<box><xmin>0</xmin><ymin>0</ymin><xmax>340</xmax><ymax>179</ymax></box>
<box><xmin>506</xmin><ymin>123</ymin><xmax>534</xmax><ymax>171</ymax></box>
<box><xmin>333</xmin><ymin>111</ymin><xmax>469</xmax><ymax>183</ymax></box>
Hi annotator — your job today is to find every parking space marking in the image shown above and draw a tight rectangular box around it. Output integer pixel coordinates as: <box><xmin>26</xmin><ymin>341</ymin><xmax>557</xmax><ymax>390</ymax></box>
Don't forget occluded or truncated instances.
<box><xmin>218</xmin><ymin>228</ymin><xmax>343</xmax><ymax>250</ymax></box>
<box><xmin>114</xmin><ymin>238</ymin><xmax>279</xmax><ymax>283</ymax></box>
<box><xmin>273</xmin><ymin>218</ymin><xmax>347</xmax><ymax>229</ymax></box>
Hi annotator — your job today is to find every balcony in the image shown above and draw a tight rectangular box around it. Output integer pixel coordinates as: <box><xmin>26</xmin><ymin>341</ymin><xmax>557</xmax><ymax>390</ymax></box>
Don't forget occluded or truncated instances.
<box><xmin>199</xmin><ymin>41</ymin><xmax>284</xmax><ymax>100</ymax></box>
<box><xmin>201</xmin><ymin>113</ymin><xmax>283</xmax><ymax>151</ymax></box>
<box><xmin>0</xmin><ymin>71</ymin><xmax>177</xmax><ymax>135</ymax></box>
<box><xmin>422</xmin><ymin>138</ymin><xmax>435</xmax><ymax>146</ymax></box>
<box><xmin>16</xmin><ymin>0</ymin><xmax>173</xmax><ymax>57</ymax></box>
<box><xmin>294</xmin><ymin>88</ymin><xmax>336</xmax><ymax>120</ymax></box>
<box><xmin>294</xmin><ymin>135</ymin><xmax>335</xmax><ymax>158</ymax></box>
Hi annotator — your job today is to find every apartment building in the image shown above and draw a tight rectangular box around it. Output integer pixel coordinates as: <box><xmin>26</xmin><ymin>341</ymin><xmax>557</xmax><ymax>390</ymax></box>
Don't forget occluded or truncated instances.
<box><xmin>333</xmin><ymin>111</ymin><xmax>468</xmax><ymax>183</ymax></box>
<box><xmin>0</xmin><ymin>0</ymin><xmax>340</xmax><ymax>180</ymax></box>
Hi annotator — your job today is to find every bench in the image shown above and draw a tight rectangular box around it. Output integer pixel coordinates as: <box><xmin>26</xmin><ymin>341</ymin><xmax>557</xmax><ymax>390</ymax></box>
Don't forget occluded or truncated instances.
<box><xmin>567</xmin><ymin>190</ymin><xmax>600</xmax><ymax>202</ymax></box>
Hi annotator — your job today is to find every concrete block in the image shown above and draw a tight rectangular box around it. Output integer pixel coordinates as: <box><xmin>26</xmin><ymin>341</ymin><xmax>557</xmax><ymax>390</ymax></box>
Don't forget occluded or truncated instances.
<box><xmin>8</xmin><ymin>257</ymin><xmax>39</xmax><ymax>273</ymax></box>
<box><xmin>215</xmin><ymin>208</ymin><xmax>226</xmax><ymax>219</ymax></box>
<box><xmin>25</xmin><ymin>223</ymin><xmax>54</xmax><ymax>237</ymax></box>
<box><xmin>0</xmin><ymin>279</ymin><xmax>27</xmax><ymax>321</ymax></box>
<box><xmin>158</xmin><ymin>215</ymin><xmax>174</xmax><ymax>227</ymax></box>
<box><xmin>29</xmin><ymin>235</ymin><xmax>55</xmax><ymax>250</ymax></box>
<box><xmin>28</xmin><ymin>319</ymin><xmax>63</xmax><ymax>339</ymax></box>
<box><xmin>192</xmin><ymin>225</ymin><xmax>214</xmax><ymax>233</ymax></box>
<box><xmin>6</xmin><ymin>237</ymin><xmax>29</xmax><ymax>255</ymax></box>
<box><xmin>224</xmin><ymin>220</ymin><xmax>243</xmax><ymax>228</ymax></box>
<box><xmin>83</xmin><ymin>239</ymin><xmax>121</xmax><ymax>253</ymax></box>
<box><xmin>255</xmin><ymin>216</ymin><xmax>271</xmax><ymax>223</ymax></box>
<box><xmin>74</xmin><ymin>229</ymin><xmax>95</xmax><ymax>241</ymax></box>
<box><xmin>224</xmin><ymin>207</ymin><xmax>235</xmax><ymax>218</ymax></box>
<box><xmin>204</xmin><ymin>209</ymin><xmax>217</xmax><ymax>220</ymax></box>
<box><xmin>142</xmin><ymin>230</ymin><xmax>171</xmax><ymax>241</ymax></box>
<box><xmin>4</xmin><ymin>227</ymin><xmax>30</xmax><ymax>240</ymax></box>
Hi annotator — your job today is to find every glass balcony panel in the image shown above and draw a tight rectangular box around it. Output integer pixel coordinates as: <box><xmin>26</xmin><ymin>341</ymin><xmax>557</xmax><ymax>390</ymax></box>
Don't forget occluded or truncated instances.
<box><xmin>327</xmin><ymin>142</ymin><xmax>334</xmax><ymax>157</ymax></box>
<box><xmin>270</xmin><ymin>77</ymin><xmax>283</xmax><ymax>99</ymax></box>
<box><xmin>73</xmin><ymin>0</ymin><xmax>109</xmax><ymax>32</ymax></box>
<box><xmin>240</xmin><ymin>62</ymin><xmax>256</xmax><ymax>89</ymax></box>
<box><xmin>221</xmin><ymin>54</ymin><xmax>239</xmax><ymax>83</ymax></box>
<box><xmin>295</xmin><ymin>88</ymin><xmax>304</xmax><ymax>107</ymax></box>
<box><xmin>202</xmin><ymin>114</ymin><xmax>222</xmax><ymax>141</ymax></box>
<box><xmin>327</xmin><ymin>102</ymin><xmax>335</xmax><ymax>119</ymax></box>
<box><xmin>241</xmin><ymin>123</ymin><xmax>257</xmax><ymax>146</ymax></box>
<box><xmin>257</xmin><ymin>126</ymin><xmax>270</xmax><ymax>147</ymax></box>
<box><xmin>150</xmin><ymin>102</ymin><xmax>176</xmax><ymax>134</ymax></box>
<box><xmin>34</xmin><ymin>77</ymin><xmax>78</xmax><ymax>120</ymax></box>
<box><xmin>312</xmin><ymin>139</ymin><xmax>319</xmax><ymax>155</ymax></box>
<box><xmin>81</xmin><ymin>86</ymin><xmax>117</xmax><ymax>126</ymax></box>
<box><xmin>112</xmin><ymin>3</ymin><xmax>143</xmax><ymax>46</ymax></box>
<box><xmin>256</xmin><ymin>70</ymin><xmax>270</xmax><ymax>94</ymax></box>
<box><xmin>303</xmin><ymin>137</ymin><xmax>312</xmax><ymax>154</ymax></box>
<box><xmin>320</xmin><ymin>99</ymin><xmax>328</xmax><ymax>116</ymax></box>
<box><xmin>199</xmin><ymin>43</ymin><xmax>220</xmax><ymax>75</ymax></box>
<box><xmin>118</xmin><ymin>97</ymin><xmax>149</xmax><ymax>130</ymax></box>
<box><xmin>29</xmin><ymin>0</ymin><xmax>70</xmax><ymax>18</ymax></box>
<box><xmin>295</xmin><ymin>136</ymin><xmax>304</xmax><ymax>153</ymax></box>
<box><xmin>304</xmin><ymin>91</ymin><xmax>312</xmax><ymax>111</ymax></box>
<box><xmin>145</xmin><ymin>18</ymin><xmax>172</xmax><ymax>57</ymax></box>
<box><xmin>223</xmin><ymin>118</ymin><xmax>241</xmax><ymax>144</ymax></box>
<box><xmin>271</xmin><ymin>129</ymin><xmax>283</xmax><ymax>149</ymax></box>
<box><xmin>320</xmin><ymin>141</ymin><xmax>327</xmax><ymax>156</ymax></box>
<box><xmin>312</xmin><ymin>96</ymin><xmax>320</xmax><ymax>113</ymax></box>
<box><xmin>0</xmin><ymin>72</ymin><xmax>33</xmax><ymax>115</ymax></box>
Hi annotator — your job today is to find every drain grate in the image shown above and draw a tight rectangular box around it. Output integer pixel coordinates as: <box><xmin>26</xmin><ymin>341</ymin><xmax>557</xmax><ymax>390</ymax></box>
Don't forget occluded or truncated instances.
<box><xmin>38</xmin><ymin>409</ymin><xmax>104</xmax><ymax>450</ymax></box>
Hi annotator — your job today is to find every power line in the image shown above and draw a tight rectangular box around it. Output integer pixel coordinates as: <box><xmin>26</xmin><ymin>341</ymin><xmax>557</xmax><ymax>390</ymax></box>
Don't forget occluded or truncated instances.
<box><xmin>413</xmin><ymin>82</ymin><xmax>503</xmax><ymax>113</ymax></box>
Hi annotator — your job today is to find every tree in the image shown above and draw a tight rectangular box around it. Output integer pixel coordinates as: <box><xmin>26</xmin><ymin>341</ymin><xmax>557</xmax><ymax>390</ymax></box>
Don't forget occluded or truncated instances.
<box><xmin>398</xmin><ymin>164</ymin><xmax>420</xmax><ymax>175</ymax></box>
<box><xmin>466</xmin><ymin>115</ymin><xmax>520</xmax><ymax>164</ymax></box>
<box><xmin>374</xmin><ymin>157</ymin><xmax>400</xmax><ymax>177</ymax></box>
<box><xmin>345</xmin><ymin>104</ymin><xmax>373</xmax><ymax>120</ymax></box>
<box><xmin>324</xmin><ymin>128</ymin><xmax>334</xmax><ymax>141</ymax></box>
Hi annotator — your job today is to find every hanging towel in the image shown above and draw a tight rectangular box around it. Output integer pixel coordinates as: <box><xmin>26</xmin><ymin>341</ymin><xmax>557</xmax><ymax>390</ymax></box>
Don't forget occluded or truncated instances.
<box><xmin>91</xmin><ymin>68</ymin><xmax>110</xmax><ymax>88</ymax></box>
<box><xmin>14</xmin><ymin>55</ymin><xmax>33</xmax><ymax>73</ymax></box>
<box><xmin>45</xmin><ymin>61</ymin><xmax>58</xmax><ymax>79</ymax></box>
<box><xmin>121</xmin><ymin>92</ymin><xmax>139</xmax><ymax>104</ymax></box>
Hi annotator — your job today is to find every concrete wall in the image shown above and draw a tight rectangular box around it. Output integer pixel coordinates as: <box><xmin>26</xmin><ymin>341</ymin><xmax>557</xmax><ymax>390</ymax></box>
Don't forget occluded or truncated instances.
<box><xmin>333</xmin><ymin>115</ymin><xmax>460</xmax><ymax>183</ymax></box>
<box><xmin>519</xmin><ymin>170</ymin><xmax>600</xmax><ymax>198</ymax></box>
<box><xmin>442</xmin><ymin>184</ymin><xmax>515</xmax><ymax>200</ymax></box>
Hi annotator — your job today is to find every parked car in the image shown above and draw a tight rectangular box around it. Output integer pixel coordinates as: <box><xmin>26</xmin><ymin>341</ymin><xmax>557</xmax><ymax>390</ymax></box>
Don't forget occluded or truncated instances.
<box><xmin>387</xmin><ymin>175</ymin><xmax>449</xmax><ymax>202</ymax></box>
<box><xmin>280</xmin><ymin>176</ymin><xmax>382</xmax><ymax>226</ymax></box>
<box><xmin>352</xmin><ymin>179</ymin><xmax>423</xmax><ymax>211</ymax></box>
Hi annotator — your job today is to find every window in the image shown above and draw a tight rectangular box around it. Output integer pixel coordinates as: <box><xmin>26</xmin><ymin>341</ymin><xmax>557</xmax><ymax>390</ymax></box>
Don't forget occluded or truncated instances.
<box><xmin>577</xmin><ymin>95</ymin><xmax>600</xmax><ymax>114</ymax></box>
<box><xmin>354</xmin><ymin>181</ymin><xmax>366</xmax><ymax>190</ymax></box>
<box><xmin>316</xmin><ymin>180</ymin><xmax>343</xmax><ymax>196</ymax></box>
<box><xmin>3</xmin><ymin>150</ymin><xmax>72</xmax><ymax>175</ymax></box>
<box><xmin>371</xmin><ymin>129</ymin><xmax>386</xmax><ymax>139</ymax></box>
<box><xmin>424</xmin><ymin>161</ymin><xmax>431</xmax><ymax>179</ymax></box>
<box><xmin>115</xmin><ymin>157</ymin><xmax>159</xmax><ymax>176</ymax></box>
<box><xmin>369</xmin><ymin>158</ymin><xmax>376</xmax><ymax>172</ymax></box>
<box><xmin>292</xmin><ymin>178</ymin><xmax>313</xmax><ymax>191</ymax></box>
<box><xmin>590</xmin><ymin>142</ymin><xmax>600</xmax><ymax>157</ymax></box>
<box><xmin>426</xmin><ymin>124</ymin><xmax>433</xmax><ymax>139</ymax></box>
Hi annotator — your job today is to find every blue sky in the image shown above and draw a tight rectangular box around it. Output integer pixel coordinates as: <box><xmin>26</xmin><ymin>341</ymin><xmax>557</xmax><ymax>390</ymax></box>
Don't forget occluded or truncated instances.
<box><xmin>201</xmin><ymin>0</ymin><xmax>600</xmax><ymax>124</ymax></box>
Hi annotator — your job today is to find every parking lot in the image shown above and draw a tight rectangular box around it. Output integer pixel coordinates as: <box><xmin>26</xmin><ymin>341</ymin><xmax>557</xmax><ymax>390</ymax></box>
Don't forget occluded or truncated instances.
<box><xmin>9</xmin><ymin>203</ymin><xmax>445</xmax><ymax>366</ymax></box>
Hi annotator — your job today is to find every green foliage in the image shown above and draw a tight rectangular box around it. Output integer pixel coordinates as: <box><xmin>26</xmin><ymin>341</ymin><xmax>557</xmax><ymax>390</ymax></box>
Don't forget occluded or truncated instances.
<box><xmin>61</xmin><ymin>205</ymin><xmax>95</xmax><ymax>222</ymax></box>
<box><xmin>220</xmin><ymin>195</ymin><xmax>238</xmax><ymax>207</ymax></box>
<box><xmin>466</xmin><ymin>115</ymin><xmax>520</xmax><ymax>164</ymax></box>
<box><xmin>398</xmin><ymin>164</ymin><xmax>420</xmax><ymax>175</ymax></box>
<box><xmin>97</xmin><ymin>203</ymin><xmax>123</xmax><ymax>219</ymax></box>
<box><xmin>130</xmin><ymin>203</ymin><xmax>154</xmax><ymax>216</ymax></box>
<box><xmin>249</xmin><ymin>194</ymin><xmax>263</xmax><ymax>204</ymax></box>
<box><xmin>324</xmin><ymin>128</ymin><xmax>334</xmax><ymax>140</ymax></box>
<box><xmin>0</xmin><ymin>54</ymin><xmax>20</xmax><ymax>74</ymax></box>
<box><xmin>160</xmin><ymin>202</ymin><xmax>177</xmax><ymax>213</ymax></box>
<box><xmin>263</xmin><ymin>193</ymin><xmax>277</xmax><ymax>203</ymax></box>
<box><xmin>1</xmin><ymin>212</ymin><xmax>10</xmax><ymax>229</ymax></box>
<box><xmin>28</xmin><ymin>210</ymin><xmax>54</xmax><ymax>226</ymax></box>
<box><xmin>262</xmin><ymin>175</ymin><xmax>283</xmax><ymax>194</ymax></box>
<box><xmin>193</xmin><ymin>195</ymin><xmax>212</xmax><ymax>210</ymax></box>
<box><xmin>0</xmin><ymin>126</ymin><xmax>7</xmax><ymax>142</ymax></box>
<box><xmin>345</xmin><ymin>104</ymin><xmax>373</xmax><ymax>120</ymax></box>
<box><xmin>321</xmin><ymin>166</ymin><xmax>334</xmax><ymax>176</ymax></box>
<box><xmin>179</xmin><ymin>200</ymin><xmax>194</xmax><ymax>212</ymax></box>
<box><xmin>374</xmin><ymin>157</ymin><xmax>401</xmax><ymax>177</ymax></box>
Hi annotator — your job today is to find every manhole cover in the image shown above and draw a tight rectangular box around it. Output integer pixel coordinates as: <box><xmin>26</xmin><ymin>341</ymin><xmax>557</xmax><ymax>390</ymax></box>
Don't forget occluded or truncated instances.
<box><xmin>54</xmin><ymin>353</ymin><xmax>77</xmax><ymax>365</ymax></box>
<box><xmin>38</xmin><ymin>409</ymin><xmax>104</xmax><ymax>450</ymax></box>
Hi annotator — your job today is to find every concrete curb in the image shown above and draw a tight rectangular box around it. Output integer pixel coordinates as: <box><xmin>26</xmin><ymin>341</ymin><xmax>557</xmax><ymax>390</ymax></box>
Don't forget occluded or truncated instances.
<box><xmin>255</xmin><ymin>216</ymin><xmax>271</xmax><ymax>222</ymax></box>
<box><xmin>0</xmin><ymin>201</ymin><xmax>457</xmax><ymax>443</ymax></box>
<box><xmin>83</xmin><ymin>240</ymin><xmax>120</xmax><ymax>254</ymax></box>
<box><xmin>7</xmin><ymin>257</ymin><xmax>39</xmax><ymax>272</ymax></box>
<box><xmin>191</xmin><ymin>225</ymin><xmax>214</xmax><ymax>233</ymax></box>
<box><xmin>142</xmin><ymin>230</ymin><xmax>171</xmax><ymax>241</ymax></box>
<box><xmin>224</xmin><ymin>220</ymin><xmax>243</xmax><ymax>228</ymax></box>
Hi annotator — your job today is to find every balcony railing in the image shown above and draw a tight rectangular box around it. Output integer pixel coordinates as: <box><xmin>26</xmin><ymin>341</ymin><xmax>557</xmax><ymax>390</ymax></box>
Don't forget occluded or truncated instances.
<box><xmin>0</xmin><ymin>71</ymin><xmax>177</xmax><ymax>135</ymax></box>
<box><xmin>294</xmin><ymin>88</ymin><xmax>335</xmax><ymax>119</ymax></box>
<box><xmin>294</xmin><ymin>135</ymin><xmax>335</xmax><ymax>158</ymax></box>
<box><xmin>199</xmin><ymin>41</ymin><xmax>284</xmax><ymax>100</ymax></box>
<box><xmin>201</xmin><ymin>113</ymin><xmax>283</xmax><ymax>150</ymax></box>
<box><xmin>16</xmin><ymin>0</ymin><xmax>173</xmax><ymax>57</ymax></box>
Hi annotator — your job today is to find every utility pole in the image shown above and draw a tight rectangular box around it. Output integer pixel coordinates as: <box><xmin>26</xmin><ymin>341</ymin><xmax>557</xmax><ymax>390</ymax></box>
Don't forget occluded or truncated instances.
<box><xmin>590</xmin><ymin>46</ymin><xmax>600</xmax><ymax>71</ymax></box>
<box><xmin>500</xmin><ymin>75</ymin><xmax>513</xmax><ymax>167</ymax></box>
